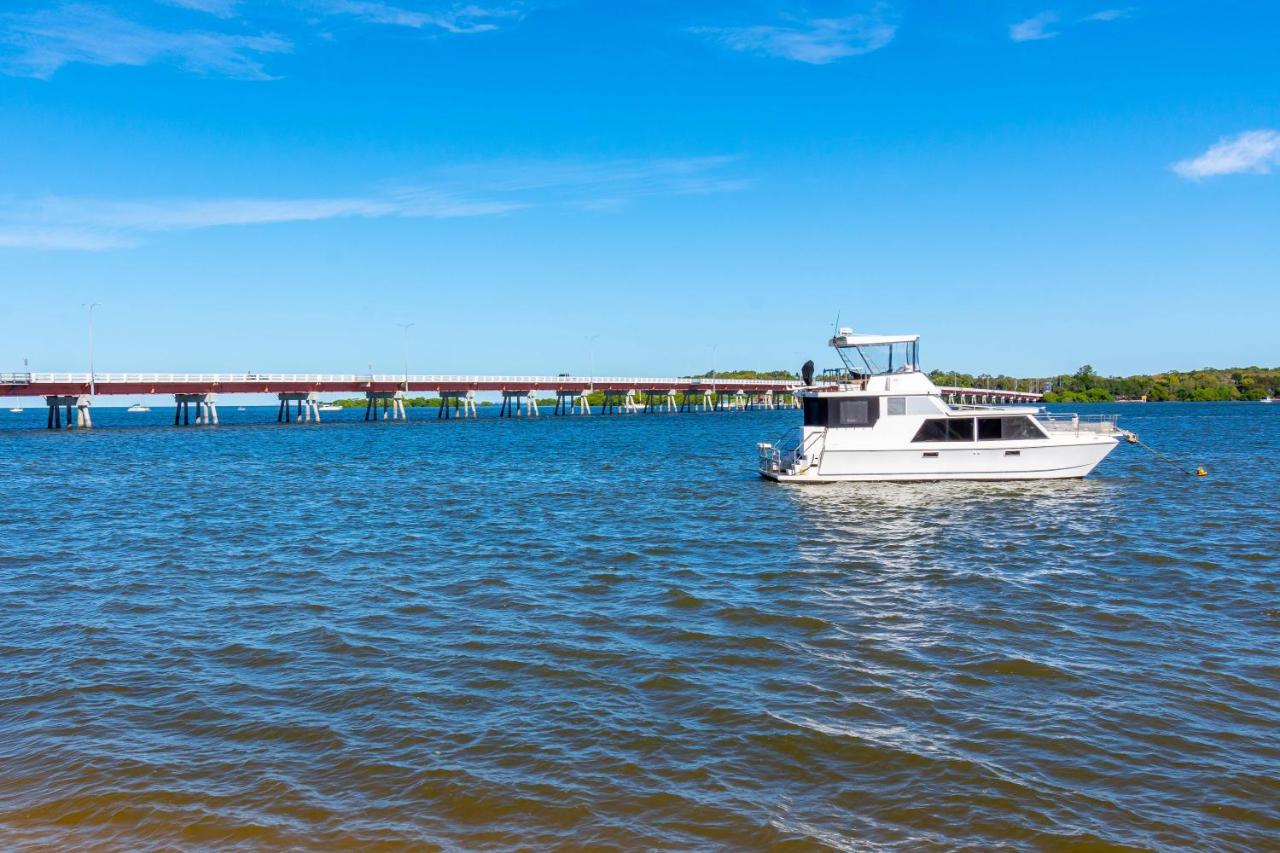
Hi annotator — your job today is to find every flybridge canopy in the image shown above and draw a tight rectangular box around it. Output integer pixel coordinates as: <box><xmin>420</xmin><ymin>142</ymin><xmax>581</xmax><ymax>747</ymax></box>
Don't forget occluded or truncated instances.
<box><xmin>828</xmin><ymin>329</ymin><xmax>922</xmax><ymax>375</ymax></box>
<box><xmin>829</xmin><ymin>331</ymin><xmax>921</xmax><ymax>348</ymax></box>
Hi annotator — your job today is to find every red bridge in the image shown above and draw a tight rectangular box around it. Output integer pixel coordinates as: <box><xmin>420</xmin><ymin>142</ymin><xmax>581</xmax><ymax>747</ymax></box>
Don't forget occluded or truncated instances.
<box><xmin>0</xmin><ymin>372</ymin><xmax>801</xmax><ymax>427</ymax></box>
<box><xmin>1</xmin><ymin>371</ymin><xmax>1041</xmax><ymax>429</ymax></box>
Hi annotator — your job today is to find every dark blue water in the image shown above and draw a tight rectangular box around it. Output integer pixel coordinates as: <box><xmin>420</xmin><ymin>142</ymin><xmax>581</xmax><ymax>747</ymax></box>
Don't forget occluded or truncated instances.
<box><xmin>1</xmin><ymin>403</ymin><xmax>1276</xmax><ymax>849</ymax></box>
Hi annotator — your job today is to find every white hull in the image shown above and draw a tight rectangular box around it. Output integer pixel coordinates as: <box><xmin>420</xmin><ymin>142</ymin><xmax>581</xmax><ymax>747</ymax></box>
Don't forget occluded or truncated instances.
<box><xmin>763</xmin><ymin>438</ymin><xmax>1118</xmax><ymax>483</ymax></box>
<box><xmin>757</xmin><ymin>327</ymin><xmax>1128</xmax><ymax>484</ymax></box>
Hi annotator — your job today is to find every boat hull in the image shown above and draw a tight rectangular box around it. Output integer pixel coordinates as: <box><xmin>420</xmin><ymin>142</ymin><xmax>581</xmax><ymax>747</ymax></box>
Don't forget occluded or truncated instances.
<box><xmin>762</xmin><ymin>438</ymin><xmax>1118</xmax><ymax>483</ymax></box>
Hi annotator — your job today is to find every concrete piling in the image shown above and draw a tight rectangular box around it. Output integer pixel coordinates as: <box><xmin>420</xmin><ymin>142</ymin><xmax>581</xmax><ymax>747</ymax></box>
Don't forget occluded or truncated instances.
<box><xmin>44</xmin><ymin>395</ymin><xmax>91</xmax><ymax>429</ymax></box>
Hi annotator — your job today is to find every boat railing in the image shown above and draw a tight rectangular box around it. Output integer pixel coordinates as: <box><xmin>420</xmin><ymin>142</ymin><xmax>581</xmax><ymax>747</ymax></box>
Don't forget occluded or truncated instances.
<box><xmin>1035</xmin><ymin>412</ymin><xmax>1120</xmax><ymax>436</ymax></box>
<box><xmin>0</xmin><ymin>372</ymin><xmax>32</xmax><ymax>385</ymax></box>
<box><xmin>759</xmin><ymin>427</ymin><xmax>824</xmax><ymax>474</ymax></box>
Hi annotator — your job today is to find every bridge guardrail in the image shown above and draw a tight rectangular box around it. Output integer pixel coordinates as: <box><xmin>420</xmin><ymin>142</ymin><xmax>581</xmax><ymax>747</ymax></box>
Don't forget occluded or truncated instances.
<box><xmin>20</xmin><ymin>372</ymin><xmax>800</xmax><ymax>388</ymax></box>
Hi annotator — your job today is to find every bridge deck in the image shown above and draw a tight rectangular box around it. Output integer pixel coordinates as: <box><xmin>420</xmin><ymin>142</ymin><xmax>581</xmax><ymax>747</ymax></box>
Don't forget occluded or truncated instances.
<box><xmin>0</xmin><ymin>373</ymin><xmax>799</xmax><ymax>397</ymax></box>
<box><xmin>0</xmin><ymin>372</ymin><xmax>1042</xmax><ymax>401</ymax></box>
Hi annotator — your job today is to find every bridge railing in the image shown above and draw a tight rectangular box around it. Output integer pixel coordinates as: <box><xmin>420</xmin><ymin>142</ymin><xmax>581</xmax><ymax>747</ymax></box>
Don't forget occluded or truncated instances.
<box><xmin>22</xmin><ymin>372</ymin><xmax>800</xmax><ymax>388</ymax></box>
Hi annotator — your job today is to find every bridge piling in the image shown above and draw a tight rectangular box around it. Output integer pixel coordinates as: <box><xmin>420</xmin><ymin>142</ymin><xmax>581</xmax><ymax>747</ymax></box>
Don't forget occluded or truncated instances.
<box><xmin>362</xmin><ymin>390</ymin><xmax>405</xmax><ymax>421</ymax></box>
<box><xmin>439</xmin><ymin>390</ymin><xmax>476</xmax><ymax>419</ymax></box>
<box><xmin>44</xmin><ymin>395</ymin><xmax>90</xmax><ymax>429</ymax></box>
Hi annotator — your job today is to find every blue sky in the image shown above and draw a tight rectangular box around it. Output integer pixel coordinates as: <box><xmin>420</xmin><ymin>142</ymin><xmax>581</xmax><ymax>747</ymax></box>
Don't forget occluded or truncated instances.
<box><xmin>1</xmin><ymin>0</ymin><xmax>1277</xmax><ymax>379</ymax></box>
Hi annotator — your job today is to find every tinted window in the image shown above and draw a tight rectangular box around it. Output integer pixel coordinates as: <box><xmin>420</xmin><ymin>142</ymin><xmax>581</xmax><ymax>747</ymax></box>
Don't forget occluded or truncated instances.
<box><xmin>977</xmin><ymin>416</ymin><xmax>1047</xmax><ymax>440</ymax></box>
<box><xmin>835</xmin><ymin>399</ymin><xmax>873</xmax><ymax>426</ymax></box>
<box><xmin>912</xmin><ymin>418</ymin><xmax>974</xmax><ymax>442</ymax></box>
<box><xmin>887</xmin><ymin>397</ymin><xmax>906</xmax><ymax>415</ymax></box>
<box><xmin>977</xmin><ymin>418</ymin><xmax>1003</xmax><ymax>440</ymax></box>
<box><xmin>803</xmin><ymin>397</ymin><xmax>825</xmax><ymax>426</ymax></box>
<box><xmin>802</xmin><ymin>396</ymin><xmax>879</xmax><ymax>427</ymax></box>
<box><xmin>1002</xmin><ymin>416</ymin><xmax>1045</xmax><ymax>440</ymax></box>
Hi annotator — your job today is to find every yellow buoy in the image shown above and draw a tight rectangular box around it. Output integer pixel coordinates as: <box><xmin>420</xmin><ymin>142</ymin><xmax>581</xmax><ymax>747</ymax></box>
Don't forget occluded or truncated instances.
<box><xmin>1196</xmin><ymin>467</ymin><xmax>1207</xmax><ymax>477</ymax></box>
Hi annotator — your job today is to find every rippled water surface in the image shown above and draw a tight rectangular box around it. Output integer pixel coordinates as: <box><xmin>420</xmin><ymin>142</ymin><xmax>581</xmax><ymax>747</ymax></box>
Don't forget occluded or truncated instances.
<box><xmin>1</xmin><ymin>403</ymin><xmax>1277</xmax><ymax>849</ymax></box>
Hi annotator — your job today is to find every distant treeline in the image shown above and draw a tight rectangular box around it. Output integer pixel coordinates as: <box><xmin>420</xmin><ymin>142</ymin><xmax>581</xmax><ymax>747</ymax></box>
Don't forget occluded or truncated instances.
<box><xmin>330</xmin><ymin>366</ymin><xmax>1276</xmax><ymax>406</ymax></box>
<box><xmin>929</xmin><ymin>365</ymin><xmax>1280</xmax><ymax>402</ymax></box>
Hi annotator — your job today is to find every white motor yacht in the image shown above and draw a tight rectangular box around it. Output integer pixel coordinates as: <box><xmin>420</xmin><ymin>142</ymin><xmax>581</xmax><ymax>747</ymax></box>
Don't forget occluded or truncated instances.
<box><xmin>317</xmin><ymin>403</ymin><xmax>343</xmax><ymax>412</ymax></box>
<box><xmin>758</xmin><ymin>330</ymin><xmax>1124</xmax><ymax>482</ymax></box>
<box><xmin>127</xmin><ymin>403</ymin><xmax>150</xmax><ymax>413</ymax></box>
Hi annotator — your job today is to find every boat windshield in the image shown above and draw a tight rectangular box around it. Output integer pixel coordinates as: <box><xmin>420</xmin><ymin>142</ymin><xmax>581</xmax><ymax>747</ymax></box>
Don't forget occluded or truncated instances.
<box><xmin>834</xmin><ymin>339</ymin><xmax>920</xmax><ymax>376</ymax></box>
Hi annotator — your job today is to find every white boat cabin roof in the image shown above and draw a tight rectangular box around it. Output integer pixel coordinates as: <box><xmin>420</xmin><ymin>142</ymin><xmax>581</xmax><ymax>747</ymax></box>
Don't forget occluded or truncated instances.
<box><xmin>829</xmin><ymin>331</ymin><xmax>920</xmax><ymax>348</ymax></box>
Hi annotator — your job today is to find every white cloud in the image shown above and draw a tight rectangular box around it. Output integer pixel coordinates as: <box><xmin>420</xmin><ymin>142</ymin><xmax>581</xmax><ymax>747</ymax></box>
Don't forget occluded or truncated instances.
<box><xmin>692</xmin><ymin>14</ymin><xmax>895</xmax><ymax>64</ymax></box>
<box><xmin>0</xmin><ymin>4</ymin><xmax>289</xmax><ymax>80</ymax></box>
<box><xmin>156</xmin><ymin>0</ymin><xmax>242</xmax><ymax>18</ymax></box>
<box><xmin>0</xmin><ymin>157</ymin><xmax>746</xmax><ymax>250</ymax></box>
<box><xmin>1009</xmin><ymin>11</ymin><xmax>1059</xmax><ymax>42</ymax></box>
<box><xmin>0</xmin><ymin>227</ymin><xmax>134</xmax><ymax>251</ymax></box>
<box><xmin>1080</xmin><ymin>8</ymin><xmax>1130</xmax><ymax>23</ymax></box>
<box><xmin>1172</xmin><ymin>130</ymin><xmax>1280</xmax><ymax>179</ymax></box>
<box><xmin>1012</xmin><ymin>7</ymin><xmax>1131</xmax><ymax>42</ymax></box>
<box><xmin>315</xmin><ymin>1</ymin><xmax>524</xmax><ymax>34</ymax></box>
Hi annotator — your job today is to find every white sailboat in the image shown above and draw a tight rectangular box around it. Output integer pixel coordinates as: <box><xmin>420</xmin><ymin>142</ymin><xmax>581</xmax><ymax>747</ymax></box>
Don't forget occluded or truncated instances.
<box><xmin>758</xmin><ymin>329</ymin><xmax>1124</xmax><ymax>482</ymax></box>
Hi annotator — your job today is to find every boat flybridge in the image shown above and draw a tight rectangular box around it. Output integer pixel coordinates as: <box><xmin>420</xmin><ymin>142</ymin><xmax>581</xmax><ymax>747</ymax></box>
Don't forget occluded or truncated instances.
<box><xmin>757</xmin><ymin>330</ymin><xmax>1125</xmax><ymax>482</ymax></box>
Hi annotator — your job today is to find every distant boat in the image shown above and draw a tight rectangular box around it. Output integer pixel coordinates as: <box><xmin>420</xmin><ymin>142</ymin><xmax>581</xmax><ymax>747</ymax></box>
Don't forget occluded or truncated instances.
<box><xmin>1262</xmin><ymin>396</ymin><xmax>1274</xmax><ymax>404</ymax></box>
<box><xmin>238</xmin><ymin>406</ymin><xmax>246</xmax><ymax>411</ymax></box>
<box><xmin>7</xmin><ymin>406</ymin><xmax>22</xmax><ymax>413</ymax></box>
<box><xmin>318</xmin><ymin>403</ymin><xmax>342</xmax><ymax>412</ymax></box>
<box><xmin>127</xmin><ymin>403</ymin><xmax>150</xmax><ymax>413</ymax></box>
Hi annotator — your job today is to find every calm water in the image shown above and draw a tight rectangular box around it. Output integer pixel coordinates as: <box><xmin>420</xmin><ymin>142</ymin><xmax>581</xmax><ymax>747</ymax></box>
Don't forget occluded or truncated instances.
<box><xmin>1</xmin><ymin>403</ymin><xmax>1276</xmax><ymax>849</ymax></box>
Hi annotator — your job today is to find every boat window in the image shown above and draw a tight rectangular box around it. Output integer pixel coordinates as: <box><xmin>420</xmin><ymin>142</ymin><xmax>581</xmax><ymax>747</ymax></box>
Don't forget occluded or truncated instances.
<box><xmin>906</xmin><ymin>396</ymin><xmax>943</xmax><ymax>415</ymax></box>
<box><xmin>833</xmin><ymin>398</ymin><xmax>878</xmax><ymax>427</ymax></box>
<box><xmin>887</xmin><ymin>397</ymin><xmax>906</xmax><ymax>415</ymax></box>
<box><xmin>802</xmin><ymin>397</ymin><xmax>880</xmax><ymax>428</ymax></box>
<box><xmin>977</xmin><ymin>416</ymin><xmax>1047</xmax><ymax>440</ymax></box>
<box><xmin>802</xmin><ymin>397</ymin><xmax>824</xmax><ymax>426</ymax></box>
<box><xmin>912</xmin><ymin>418</ymin><xmax>974</xmax><ymax>442</ymax></box>
<box><xmin>1003</xmin><ymin>416</ymin><xmax>1047</xmax><ymax>439</ymax></box>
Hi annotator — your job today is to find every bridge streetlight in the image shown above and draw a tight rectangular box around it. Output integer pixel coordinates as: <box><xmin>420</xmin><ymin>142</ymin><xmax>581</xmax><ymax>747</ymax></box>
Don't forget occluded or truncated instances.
<box><xmin>83</xmin><ymin>302</ymin><xmax>100</xmax><ymax>396</ymax></box>
<box><xmin>396</xmin><ymin>322</ymin><xmax>414</xmax><ymax>389</ymax></box>
<box><xmin>585</xmin><ymin>334</ymin><xmax>599</xmax><ymax>392</ymax></box>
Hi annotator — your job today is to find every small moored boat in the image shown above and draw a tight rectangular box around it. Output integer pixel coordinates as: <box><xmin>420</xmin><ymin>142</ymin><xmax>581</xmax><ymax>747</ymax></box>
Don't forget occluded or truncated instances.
<box><xmin>757</xmin><ymin>329</ymin><xmax>1124</xmax><ymax>482</ymax></box>
<box><xmin>127</xmin><ymin>403</ymin><xmax>150</xmax><ymax>413</ymax></box>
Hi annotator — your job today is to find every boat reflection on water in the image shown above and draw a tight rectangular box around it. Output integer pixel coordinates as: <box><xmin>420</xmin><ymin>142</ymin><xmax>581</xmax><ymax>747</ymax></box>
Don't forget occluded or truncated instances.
<box><xmin>779</xmin><ymin>478</ymin><xmax>1120</xmax><ymax>581</ymax></box>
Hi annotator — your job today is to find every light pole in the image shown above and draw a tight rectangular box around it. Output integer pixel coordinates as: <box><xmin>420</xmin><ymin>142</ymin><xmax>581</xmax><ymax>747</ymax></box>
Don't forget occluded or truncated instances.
<box><xmin>83</xmin><ymin>302</ymin><xmax>100</xmax><ymax>395</ymax></box>
<box><xmin>710</xmin><ymin>344</ymin><xmax>718</xmax><ymax>394</ymax></box>
<box><xmin>585</xmin><ymin>334</ymin><xmax>599</xmax><ymax>392</ymax></box>
<box><xmin>396</xmin><ymin>322</ymin><xmax>414</xmax><ymax>389</ymax></box>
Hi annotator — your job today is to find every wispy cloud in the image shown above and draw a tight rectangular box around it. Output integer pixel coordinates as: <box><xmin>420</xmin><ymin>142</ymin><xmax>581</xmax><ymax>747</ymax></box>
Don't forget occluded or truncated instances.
<box><xmin>0</xmin><ymin>2</ymin><xmax>523</xmax><ymax>81</ymax></box>
<box><xmin>156</xmin><ymin>0</ymin><xmax>243</xmax><ymax>18</ymax></box>
<box><xmin>1080</xmin><ymin>8</ymin><xmax>1131</xmax><ymax>23</ymax></box>
<box><xmin>0</xmin><ymin>157</ymin><xmax>746</xmax><ymax>250</ymax></box>
<box><xmin>315</xmin><ymin>1</ymin><xmax>524</xmax><ymax>34</ymax></box>
<box><xmin>1010</xmin><ymin>7</ymin><xmax>1130</xmax><ymax>42</ymax></box>
<box><xmin>1009</xmin><ymin>11</ymin><xmax>1059</xmax><ymax>41</ymax></box>
<box><xmin>692</xmin><ymin>12</ymin><xmax>895</xmax><ymax>65</ymax></box>
<box><xmin>1172</xmin><ymin>130</ymin><xmax>1280</xmax><ymax>180</ymax></box>
<box><xmin>0</xmin><ymin>227</ymin><xmax>135</xmax><ymax>251</ymax></box>
<box><xmin>0</xmin><ymin>4</ymin><xmax>289</xmax><ymax>80</ymax></box>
